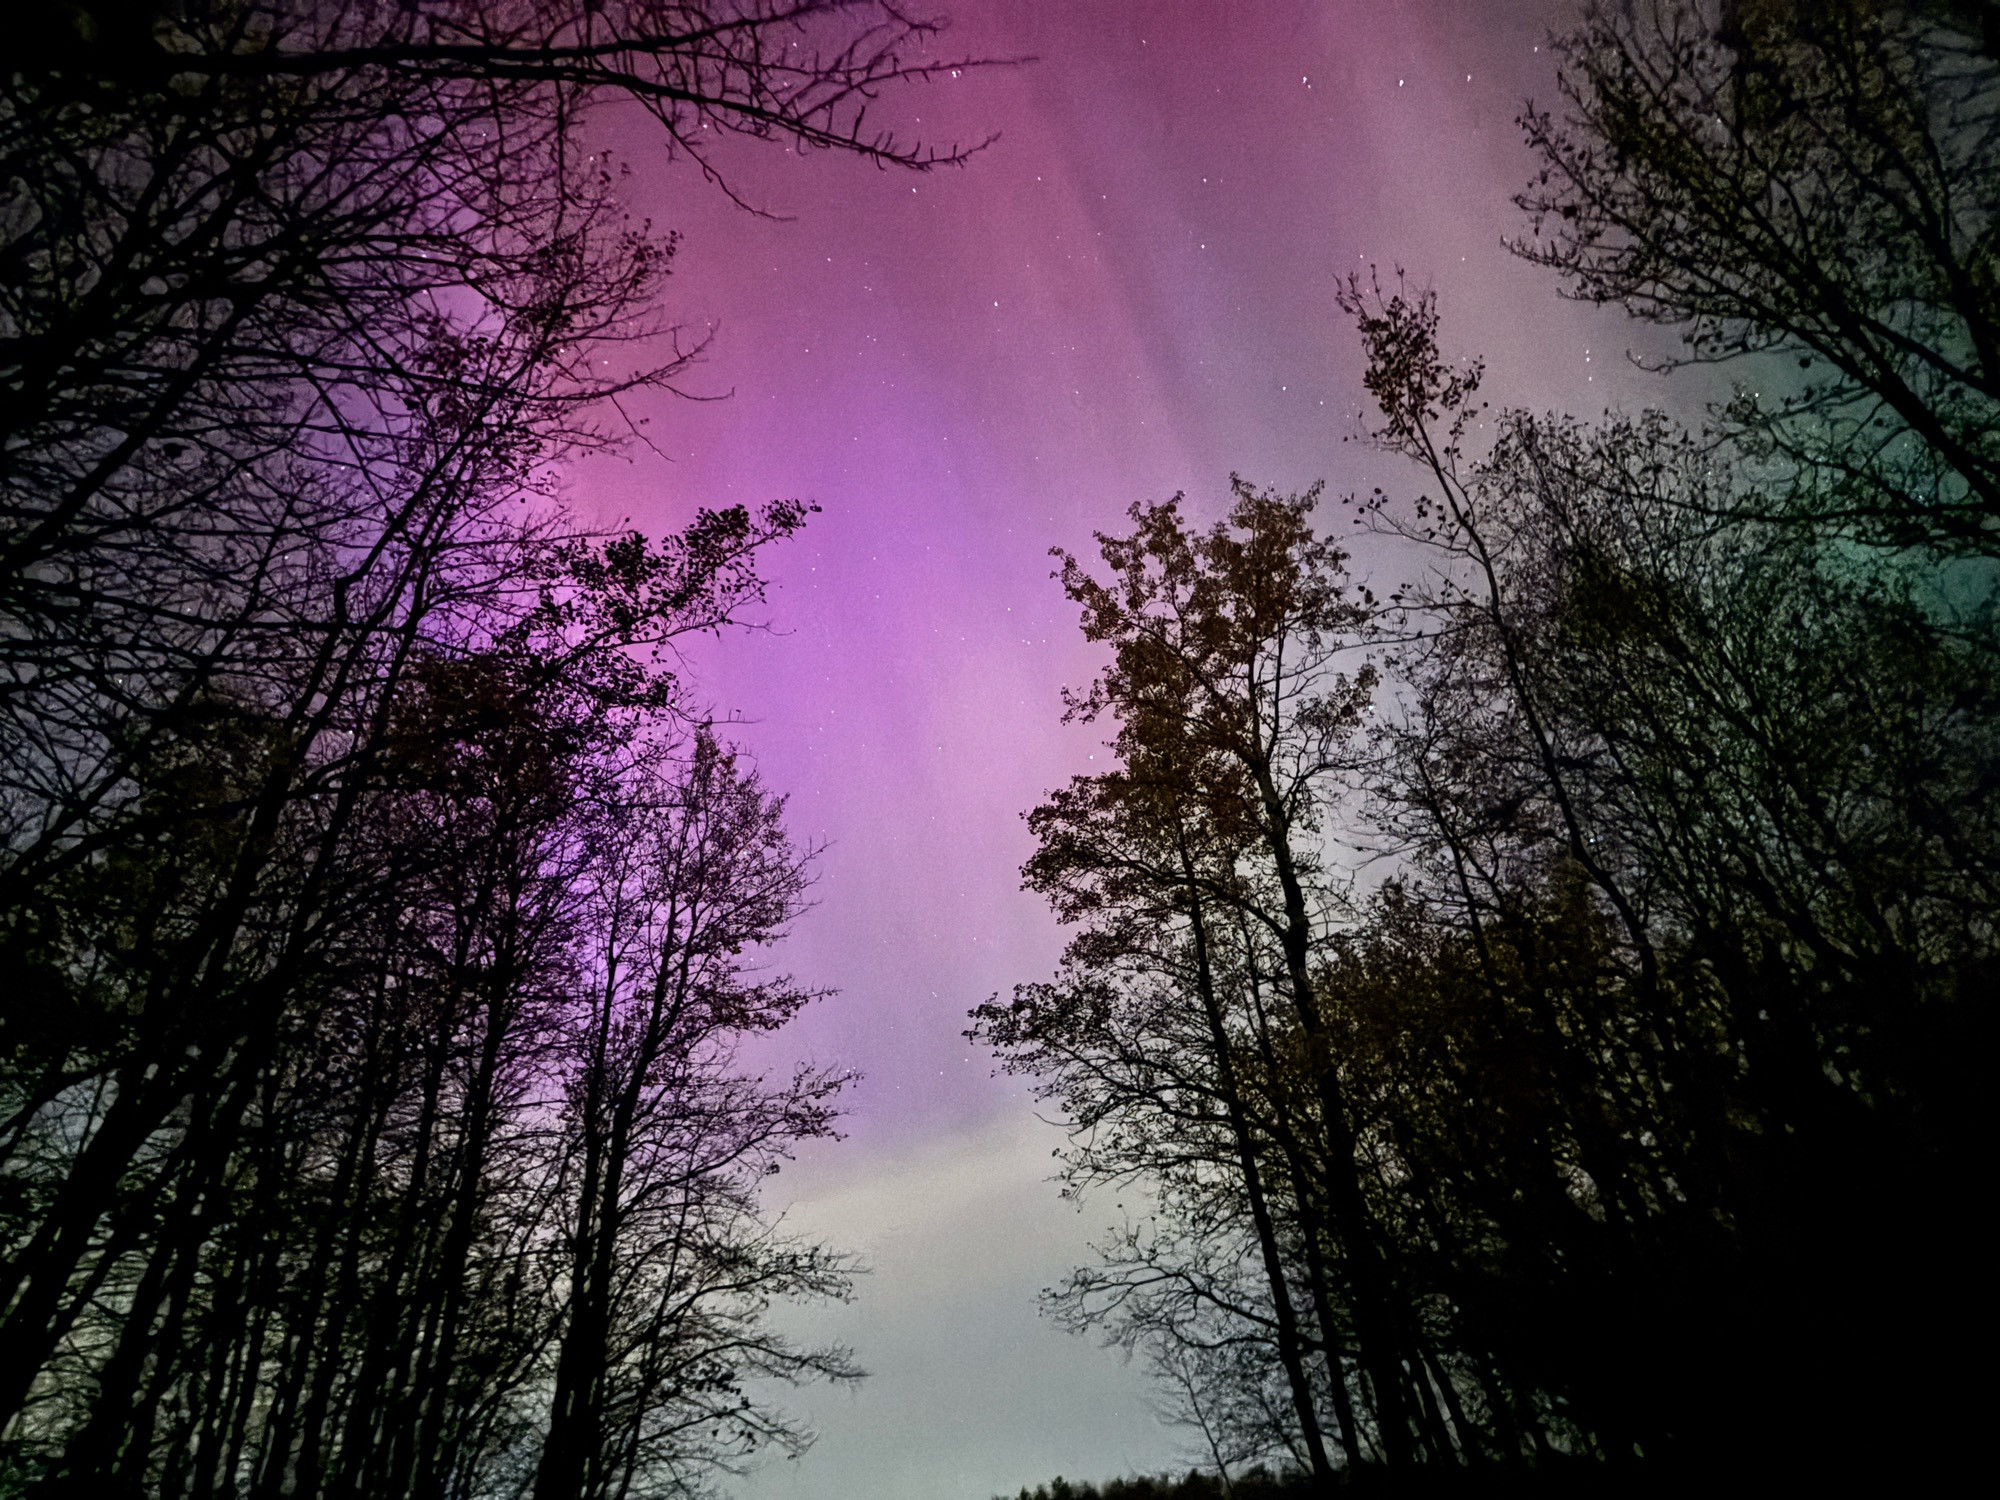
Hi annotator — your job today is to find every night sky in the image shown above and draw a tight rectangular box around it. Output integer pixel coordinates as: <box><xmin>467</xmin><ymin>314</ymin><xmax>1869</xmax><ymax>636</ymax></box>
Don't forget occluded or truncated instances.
<box><xmin>569</xmin><ymin>4</ymin><xmax>1669</xmax><ymax>1496</ymax></box>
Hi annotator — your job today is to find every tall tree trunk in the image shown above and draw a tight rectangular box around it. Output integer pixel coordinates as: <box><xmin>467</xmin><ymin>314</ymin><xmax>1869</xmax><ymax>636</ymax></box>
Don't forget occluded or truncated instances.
<box><xmin>1249</xmin><ymin>755</ymin><xmax>1416</xmax><ymax>1469</ymax></box>
<box><xmin>1180</xmin><ymin>849</ymin><xmax>1337</xmax><ymax>1489</ymax></box>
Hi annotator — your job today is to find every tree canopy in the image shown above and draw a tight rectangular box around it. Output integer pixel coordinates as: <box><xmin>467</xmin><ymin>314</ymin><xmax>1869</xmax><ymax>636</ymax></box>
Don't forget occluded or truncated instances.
<box><xmin>0</xmin><ymin>3</ymin><xmax>981</xmax><ymax>1496</ymax></box>
<box><xmin>988</xmin><ymin>0</ymin><xmax>1996</xmax><ymax>1488</ymax></box>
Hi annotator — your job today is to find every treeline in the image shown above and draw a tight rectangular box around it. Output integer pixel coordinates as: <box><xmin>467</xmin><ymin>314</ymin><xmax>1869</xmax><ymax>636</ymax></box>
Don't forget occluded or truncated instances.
<box><xmin>1000</xmin><ymin>1469</ymin><xmax>1314</xmax><ymax>1500</ymax></box>
<box><xmin>0</xmin><ymin>4</ymin><xmax>974</xmax><ymax>1497</ymax></box>
<box><xmin>978</xmin><ymin>2</ymin><xmax>1996</xmax><ymax>1488</ymax></box>
<box><xmin>994</xmin><ymin>1462</ymin><xmax>1631</xmax><ymax>1500</ymax></box>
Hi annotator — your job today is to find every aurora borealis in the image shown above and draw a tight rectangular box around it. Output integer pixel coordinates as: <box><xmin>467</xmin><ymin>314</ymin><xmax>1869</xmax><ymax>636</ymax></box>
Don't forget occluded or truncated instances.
<box><xmin>574</xmin><ymin>5</ymin><xmax>1660</xmax><ymax>1496</ymax></box>
<box><xmin>10</xmin><ymin>2</ymin><xmax>1986</xmax><ymax>1492</ymax></box>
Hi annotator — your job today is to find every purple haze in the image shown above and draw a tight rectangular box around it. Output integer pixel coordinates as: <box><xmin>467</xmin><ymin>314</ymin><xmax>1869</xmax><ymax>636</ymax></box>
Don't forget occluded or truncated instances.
<box><xmin>568</xmin><ymin>5</ymin><xmax>1654</xmax><ymax>1497</ymax></box>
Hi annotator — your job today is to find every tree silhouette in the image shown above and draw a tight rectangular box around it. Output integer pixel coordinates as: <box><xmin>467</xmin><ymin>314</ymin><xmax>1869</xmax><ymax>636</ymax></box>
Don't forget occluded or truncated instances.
<box><xmin>1</xmin><ymin>3</ymin><xmax>983</xmax><ymax>1494</ymax></box>
<box><xmin>1516</xmin><ymin>0</ymin><xmax>2000</xmax><ymax>550</ymax></box>
<box><xmin>998</xmin><ymin>2</ymin><xmax>1996</xmax><ymax>1485</ymax></box>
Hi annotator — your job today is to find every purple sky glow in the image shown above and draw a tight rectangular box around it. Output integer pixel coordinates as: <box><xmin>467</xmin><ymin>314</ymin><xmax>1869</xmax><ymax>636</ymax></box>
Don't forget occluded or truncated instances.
<box><xmin>564</xmin><ymin>5</ymin><xmax>1670</xmax><ymax>1497</ymax></box>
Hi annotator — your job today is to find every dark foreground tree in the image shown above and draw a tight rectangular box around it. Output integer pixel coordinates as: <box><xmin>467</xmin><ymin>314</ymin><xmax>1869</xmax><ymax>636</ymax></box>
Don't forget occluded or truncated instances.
<box><xmin>2</xmin><ymin>3</ymin><xmax>986</xmax><ymax>1494</ymax></box>
<box><xmin>1342</xmin><ymin>277</ymin><xmax>1996</xmax><ymax>1476</ymax></box>
<box><xmin>1000</xmin><ymin>307</ymin><xmax>1994</xmax><ymax>1492</ymax></box>
<box><xmin>993</xmin><ymin>1</ymin><xmax>1995</xmax><ymax>1486</ymax></box>
<box><xmin>1516</xmin><ymin>0</ymin><xmax>2000</xmax><ymax>550</ymax></box>
<box><xmin>534</xmin><ymin>732</ymin><xmax>852</xmax><ymax>1500</ymax></box>
<box><xmin>975</xmin><ymin>485</ymin><xmax>1409</xmax><ymax>1477</ymax></box>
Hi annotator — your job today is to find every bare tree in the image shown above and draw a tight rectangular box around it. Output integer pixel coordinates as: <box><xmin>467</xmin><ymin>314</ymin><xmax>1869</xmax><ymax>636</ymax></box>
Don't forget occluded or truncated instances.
<box><xmin>1515</xmin><ymin>0</ymin><xmax>2000</xmax><ymax>550</ymax></box>
<box><xmin>3</xmin><ymin>4</ymin><xmax>984</xmax><ymax>1492</ymax></box>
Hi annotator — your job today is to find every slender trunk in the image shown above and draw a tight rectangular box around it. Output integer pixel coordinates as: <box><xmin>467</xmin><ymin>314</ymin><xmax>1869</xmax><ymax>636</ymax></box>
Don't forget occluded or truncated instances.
<box><xmin>1249</xmin><ymin>756</ymin><xmax>1416</xmax><ymax>1469</ymax></box>
<box><xmin>1423</xmin><ymin>1344</ymin><xmax>1480</xmax><ymax>1467</ymax></box>
<box><xmin>331</xmin><ymin>1018</ymin><xmax>452</xmax><ymax>1498</ymax></box>
<box><xmin>407</xmin><ymin>975</ymin><xmax>517</xmax><ymax>1492</ymax></box>
<box><xmin>254</xmin><ymin>981</ymin><xmax>393</xmax><ymax>1499</ymax></box>
<box><xmin>45</xmin><ymin>1167</ymin><xmax>193</xmax><ymax>1488</ymax></box>
<box><xmin>535</xmin><ymin>1006</ymin><xmax>613</xmax><ymax>1500</ymax></box>
<box><xmin>287</xmin><ymin>1074</ymin><xmax>393</xmax><ymax>1500</ymax></box>
<box><xmin>1180</xmin><ymin>848</ymin><xmax>1337</xmax><ymax>1489</ymax></box>
<box><xmin>0</xmin><ymin>1066</ymin><xmax>182</xmax><ymax>1418</ymax></box>
<box><xmin>1408</xmin><ymin>1327</ymin><xmax>1453</xmax><ymax>1465</ymax></box>
<box><xmin>192</xmin><ymin>1067</ymin><xmax>292</xmax><ymax>1498</ymax></box>
<box><xmin>1235</xmin><ymin>932</ymin><xmax>1366</xmax><ymax>1470</ymax></box>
